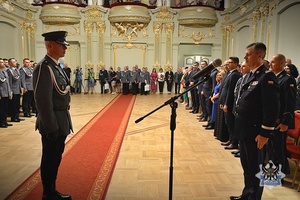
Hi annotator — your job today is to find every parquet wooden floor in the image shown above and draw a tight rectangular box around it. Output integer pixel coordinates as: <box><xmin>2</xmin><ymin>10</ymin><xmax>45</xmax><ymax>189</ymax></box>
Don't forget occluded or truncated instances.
<box><xmin>0</xmin><ymin>93</ymin><xmax>299</xmax><ymax>200</ymax></box>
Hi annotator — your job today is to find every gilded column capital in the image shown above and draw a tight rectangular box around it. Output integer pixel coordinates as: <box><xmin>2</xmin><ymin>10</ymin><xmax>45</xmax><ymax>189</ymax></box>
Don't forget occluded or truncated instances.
<box><xmin>155</xmin><ymin>6</ymin><xmax>173</xmax><ymax>21</ymax></box>
<box><xmin>20</xmin><ymin>20</ymin><xmax>37</xmax><ymax>39</ymax></box>
<box><xmin>84</xmin><ymin>21</ymin><xmax>94</xmax><ymax>34</ymax></box>
<box><xmin>252</xmin><ymin>8</ymin><xmax>261</xmax><ymax>23</ymax></box>
<box><xmin>20</xmin><ymin>21</ymin><xmax>37</xmax><ymax>31</ymax></box>
<box><xmin>259</xmin><ymin>3</ymin><xmax>269</xmax><ymax>18</ymax></box>
<box><xmin>221</xmin><ymin>24</ymin><xmax>234</xmax><ymax>39</ymax></box>
<box><xmin>95</xmin><ymin>21</ymin><xmax>106</xmax><ymax>34</ymax></box>
<box><xmin>165</xmin><ymin>22</ymin><xmax>174</xmax><ymax>35</ymax></box>
<box><xmin>153</xmin><ymin>22</ymin><xmax>163</xmax><ymax>35</ymax></box>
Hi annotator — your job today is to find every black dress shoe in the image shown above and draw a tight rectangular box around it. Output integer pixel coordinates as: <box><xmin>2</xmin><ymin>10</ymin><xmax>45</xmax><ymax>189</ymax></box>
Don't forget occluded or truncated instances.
<box><xmin>234</xmin><ymin>152</ymin><xmax>240</xmax><ymax>158</ymax></box>
<box><xmin>202</xmin><ymin>124</ymin><xmax>209</xmax><ymax>127</ymax></box>
<box><xmin>18</xmin><ymin>118</ymin><xmax>25</xmax><ymax>121</ymax></box>
<box><xmin>11</xmin><ymin>119</ymin><xmax>20</xmax><ymax>122</ymax></box>
<box><xmin>5</xmin><ymin>123</ymin><xmax>13</xmax><ymax>126</ymax></box>
<box><xmin>43</xmin><ymin>191</ymin><xmax>72</xmax><ymax>200</ymax></box>
<box><xmin>24</xmin><ymin>114</ymin><xmax>31</xmax><ymax>117</ymax></box>
<box><xmin>230</xmin><ymin>195</ymin><xmax>243</xmax><ymax>200</ymax></box>
<box><xmin>221</xmin><ymin>141</ymin><xmax>231</xmax><ymax>146</ymax></box>
<box><xmin>205</xmin><ymin>125</ymin><xmax>214</xmax><ymax>130</ymax></box>
<box><xmin>225</xmin><ymin>144</ymin><xmax>239</xmax><ymax>150</ymax></box>
<box><xmin>231</xmin><ymin>150</ymin><xmax>240</xmax><ymax>155</ymax></box>
<box><xmin>0</xmin><ymin>124</ymin><xmax>8</xmax><ymax>128</ymax></box>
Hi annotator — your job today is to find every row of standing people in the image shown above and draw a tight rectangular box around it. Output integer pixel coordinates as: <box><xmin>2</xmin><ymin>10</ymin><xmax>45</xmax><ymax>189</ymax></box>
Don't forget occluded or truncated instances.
<box><xmin>73</xmin><ymin>64</ymin><xmax>186</xmax><ymax>95</ymax></box>
<box><xmin>0</xmin><ymin>57</ymin><xmax>37</xmax><ymax>128</ymax></box>
<box><xmin>182</xmin><ymin>43</ymin><xmax>299</xmax><ymax>200</ymax></box>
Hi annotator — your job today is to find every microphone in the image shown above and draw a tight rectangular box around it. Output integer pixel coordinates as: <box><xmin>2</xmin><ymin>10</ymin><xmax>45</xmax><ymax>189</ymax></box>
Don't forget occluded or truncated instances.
<box><xmin>192</xmin><ymin>58</ymin><xmax>222</xmax><ymax>80</ymax></box>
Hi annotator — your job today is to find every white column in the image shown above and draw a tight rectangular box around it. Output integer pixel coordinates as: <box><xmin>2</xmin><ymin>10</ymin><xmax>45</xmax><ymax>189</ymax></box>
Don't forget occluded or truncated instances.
<box><xmin>157</xmin><ymin>0</ymin><xmax>162</xmax><ymax>6</ymax></box>
<box><xmin>88</xmin><ymin>0</ymin><xmax>93</xmax><ymax>5</ymax></box>
<box><xmin>97</xmin><ymin>0</ymin><xmax>103</xmax><ymax>5</ymax></box>
<box><xmin>224</xmin><ymin>0</ymin><xmax>230</xmax><ymax>9</ymax></box>
<box><xmin>166</xmin><ymin>0</ymin><xmax>170</xmax><ymax>7</ymax></box>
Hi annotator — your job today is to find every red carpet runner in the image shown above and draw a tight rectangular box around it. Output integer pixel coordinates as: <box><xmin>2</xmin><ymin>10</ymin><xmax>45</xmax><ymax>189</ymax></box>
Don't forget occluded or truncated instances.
<box><xmin>6</xmin><ymin>94</ymin><xmax>136</xmax><ymax>200</ymax></box>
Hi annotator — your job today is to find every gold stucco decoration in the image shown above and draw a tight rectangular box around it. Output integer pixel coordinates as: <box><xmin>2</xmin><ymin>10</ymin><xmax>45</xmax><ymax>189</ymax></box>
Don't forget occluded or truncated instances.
<box><xmin>156</xmin><ymin>6</ymin><xmax>172</xmax><ymax>21</ymax></box>
<box><xmin>86</xmin><ymin>6</ymin><xmax>103</xmax><ymax>20</ymax></box>
<box><xmin>112</xmin><ymin>22</ymin><xmax>148</xmax><ymax>43</ymax></box>
<box><xmin>179</xmin><ymin>26</ymin><xmax>214</xmax><ymax>44</ymax></box>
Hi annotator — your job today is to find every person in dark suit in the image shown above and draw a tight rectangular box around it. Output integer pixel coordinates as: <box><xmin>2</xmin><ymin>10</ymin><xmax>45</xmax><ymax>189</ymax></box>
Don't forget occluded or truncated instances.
<box><xmin>202</xmin><ymin>63</ymin><xmax>219</xmax><ymax>128</ymax></box>
<box><xmin>231</xmin><ymin>43</ymin><xmax>279</xmax><ymax>200</ymax></box>
<box><xmin>269</xmin><ymin>54</ymin><xmax>296</xmax><ymax>174</ymax></box>
<box><xmin>33</xmin><ymin>31</ymin><xmax>73</xmax><ymax>200</ymax></box>
<box><xmin>189</xmin><ymin>62</ymin><xmax>200</xmax><ymax>113</ymax></box>
<box><xmin>99</xmin><ymin>66</ymin><xmax>109</xmax><ymax>94</ymax></box>
<box><xmin>219</xmin><ymin>57</ymin><xmax>241</xmax><ymax>149</ymax></box>
<box><xmin>165</xmin><ymin>67</ymin><xmax>174</xmax><ymax>94</ymax></box>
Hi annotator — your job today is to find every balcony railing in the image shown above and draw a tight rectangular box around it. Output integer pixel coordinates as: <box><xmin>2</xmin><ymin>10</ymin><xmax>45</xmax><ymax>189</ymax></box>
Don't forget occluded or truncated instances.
<box><xmin>32</xmin><ymin>0</ymin><xmax>224</xmax><ymax>10</ymax></box>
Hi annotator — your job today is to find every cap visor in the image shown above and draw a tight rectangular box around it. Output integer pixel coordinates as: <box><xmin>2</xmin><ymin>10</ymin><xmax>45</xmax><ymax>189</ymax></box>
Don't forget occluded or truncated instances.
<box><xmin>57</xmin><ymin>41</ymin><xmax>70</xmax><ymax>46</ymax></box>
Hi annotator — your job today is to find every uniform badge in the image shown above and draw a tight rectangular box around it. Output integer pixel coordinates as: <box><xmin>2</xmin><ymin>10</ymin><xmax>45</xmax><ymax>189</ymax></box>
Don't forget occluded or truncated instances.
<box><xmin>268</xmin><ymin>81</ymin><xmax>274</xmax><ymax>85</ymax></box>
<box><xmin>290</xmin><ymin>84</ymin><xmax>295</xmax><ymax>88</ymax></box>
<box><xmin>256</xmin><ymin>160</ymin><xmax>285</xmax><ymax>189</ymax></box>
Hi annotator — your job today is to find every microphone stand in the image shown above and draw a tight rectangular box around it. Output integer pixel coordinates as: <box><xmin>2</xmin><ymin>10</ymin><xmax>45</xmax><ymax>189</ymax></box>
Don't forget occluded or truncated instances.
<box><xmin>135</xmin><ymin>75</ymin><xmax>210</xmax><ymax>200</ymax></box>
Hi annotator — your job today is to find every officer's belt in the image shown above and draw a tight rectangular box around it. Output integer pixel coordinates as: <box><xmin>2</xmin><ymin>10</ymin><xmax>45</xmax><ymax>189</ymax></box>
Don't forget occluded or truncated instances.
<box><xmin>53</xmin><ymin>105</ymin><xmax>70</xmax><ymax>111</ymax></box>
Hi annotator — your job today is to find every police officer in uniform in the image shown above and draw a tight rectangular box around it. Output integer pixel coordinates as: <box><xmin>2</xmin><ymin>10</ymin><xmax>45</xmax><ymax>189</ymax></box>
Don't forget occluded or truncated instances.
<box><xmin>7</xmin><ymin>58</ymin><xmax>23</xmax><ymax>122</ymax></box>
<box><xmin>33</xmin><ymin>31</ymin><xmax>73</xmax><ymax>200</ymax></box>
<box><xmin>130</xmin><ymin>65</ymin><xmax>139</xmax><ymax>95</ymax></box>
<box><xmin>20</xmin><ymin>58</ymin><xmax>34</xmax><ymax>117</ymax></box>
<box><xmin>231</xmin><ymin>43</ymin><xmax>279</xmax><ymax>200</ymax></box>
<box><xmin>121</xmin><ymin>66</ymin><xmax>130</xmax><ymax>95</ymax></box>
<box><xmin>269</xmin><ymin>54</ymin><xmax>296</xmax><ymax>175</ymax></box>
<box><xmin>0</xmin><ymin>58</ymin><xmax>13</xmax><ymax>128</ymax></box>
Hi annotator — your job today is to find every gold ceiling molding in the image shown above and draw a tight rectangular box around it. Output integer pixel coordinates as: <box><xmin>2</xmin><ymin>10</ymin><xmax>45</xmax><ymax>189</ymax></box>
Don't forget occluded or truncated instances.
<box><xmin>40</xmin><ymin>4</ymin><xmax>81</xmax><ymax>25</ymax></box>
<box><xmin>0</xmin><ymin>0</ymin><xmax>14</xmax><ymax>13</ymax></box>
<box><xmin>44</xmin><ymin>24</ymin><xmax>80</xmax><ymax>36</ymax></box>
<box><xmin>179</xmin><ymin>26</ymin><xmax>214</xmax><ymax>44</ymax></box>
<box><xmin>239</xmin><ymin>4</ymin><xmax>250</xmax><ymax>15</ymax></box>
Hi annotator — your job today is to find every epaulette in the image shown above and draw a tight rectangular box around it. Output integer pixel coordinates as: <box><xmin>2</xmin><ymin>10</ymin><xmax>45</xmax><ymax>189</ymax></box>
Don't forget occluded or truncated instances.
<box><xmin>265</xmin><ymin>69</ymin><xmax>272</xmax><ymax>73</ymax></box>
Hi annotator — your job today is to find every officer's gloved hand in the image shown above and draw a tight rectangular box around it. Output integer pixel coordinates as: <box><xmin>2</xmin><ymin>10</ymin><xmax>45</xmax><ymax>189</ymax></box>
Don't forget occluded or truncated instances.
<box><xmin>46</xmin><ymin>131</ymin><xmax>59</xmax><ymax>141</ymax></box>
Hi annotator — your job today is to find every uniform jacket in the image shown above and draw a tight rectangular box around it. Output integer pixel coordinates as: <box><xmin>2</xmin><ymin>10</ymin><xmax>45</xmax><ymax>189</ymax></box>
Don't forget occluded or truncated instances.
<box><xmin>234</xmin><ymin>65</ymin><xmax>279</xmax><ymax>140</ymax></box>
<box><xmin>219</xmin><ymin>69</ymin><xmax>241</xmax><ymax>112</ymax></box>
<box><xmin>33</xmin><ymin>55</ymin><xmax>73</xmax><ymax>136</ymax></box>
<box><xmin>7</xmin><ymin>67</ymin><xmax>22</xmax><ymax>95</ymax></box>
<box><xmin>0</xmin><ymin>70</ymin><xmax>12</xmax><ymax>98</ymax></box>
<box><xmin>139</xmin><ymin>71</ymin><xmax>150</xmax><ymax>83</ymax></box>
<box><xmin>20</xmin><ymin>66</ymin><xmax>34</xmax><ymax>91</ymax></box>
<box><xmin>120</xmin><ymin>70</ymin><xmax>130</xmax><ymax>83</ymax></box>
<box><xmin>130</xmin><ymin>70</ymin><xmax>139</xmax><ymax>82</ymax></box>
<box><xmin>276</xmin><ymin>70</ymin><xmax>296</xmax><ymax>128</ymax></box>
